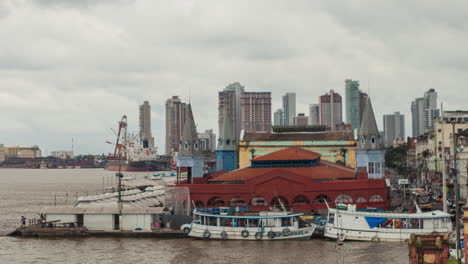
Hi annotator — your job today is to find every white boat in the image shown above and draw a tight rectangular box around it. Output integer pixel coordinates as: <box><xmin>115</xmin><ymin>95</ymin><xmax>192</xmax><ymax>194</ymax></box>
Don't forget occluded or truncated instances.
<box><xmin>187</xmin><ymin>209</ymin><xmax>316</xmax><ymax>240</ymax></box>
<box><xmin>324</xmin><ymin>203</ymin><xmax>452</xmax><ymax>242</ymax></box>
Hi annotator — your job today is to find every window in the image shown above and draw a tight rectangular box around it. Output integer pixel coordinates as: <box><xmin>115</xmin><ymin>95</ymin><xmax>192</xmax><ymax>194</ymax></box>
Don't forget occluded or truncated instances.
<box><xmin>368</xmin><ymin>162</ymin><xmax>375</xmax><ymax>174</ymax></box>
<box><xmin>184</xmin><ymin>142</ymin><xmax>189</xmax><ymax>149</ymax></box>
<box><xmin>371</xmin><ymin>137</ymin><xmax>375</xmax><ymax>144</ymax></box>
<box><xmin>369</xmin><ymin>194</ymin><xmax>384</xmax><ymax>202</ymax></box>
<box><xmin>375</xmin><ymin>162</ymin><xmax>381</xmax><ymax>174</ymax></box>
<box><xmin>361</xmin><ymin>137</ymin><xmax>365</xmax><ymax>144</ymax></box>
<box><xmin>194</xmin><ymin>143</ymin><xmax>199</xmax><ymax>150</ymax></box>
<box><xmin>226</xmin><ymin>139</ymin><xmax>230</xmax><ymax>145</ymax></box>
<box><xmin>335</xmin><ymin>194</ymin><xmax>353</xmax><ymax>204</ymax></box>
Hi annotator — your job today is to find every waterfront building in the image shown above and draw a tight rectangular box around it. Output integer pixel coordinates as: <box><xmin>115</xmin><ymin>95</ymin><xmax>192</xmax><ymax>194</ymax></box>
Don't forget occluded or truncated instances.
<box><xmin>356</xmin><ymin>97</ymin><xmax>386</xmax><ymax>179</ymax></box>
<box><xmin>177</xmin><ymin>104</ymin><xmax>204</xmax><ymax>183</ymax></box>
<box><xmin>198</xmin><ymin>129</ymin><xmax>216</xmax><ymax>152</ymax></box>
<box><xmin>238</xmin><ymin>126</ymin><xmax>356</xmax><ymax>169</ymax></box>
<box><xmin>273</xmin><ymin>108</ymin><xmax>285</xmax><ymax>126</ymax></box>
<box><xmin>218</xmin><ymin>83</ymin><xmax>245</xmax><ymax>143</ymax></box>
<box><xmin>215</xmin><ymin>109</ymin><xmax>238</xmax><ymax>172</ymax></box>
<box><xmin>282</xmin><ymin>93</ymin><xmax>296</xmax><ymax>126</ymax></box>
<box><xmin>319</xmin><ymin>90</ymin><xmax>342</xmax><ymax>131</ymax></box>
<box><xmin>165</xmin><ymin>96</ymin><xmax>188</xmax><ymax>155</ymax></box>
<box><xmin>178</xmin><ymin>147</ymin><xmax>388</xmax><ymax>211</ymax></box>
<box><xmin>383</xmin><ymin>112</ymin><xmax>405</xmax><ymax>147</ymax></box>
<box><xmin>345</xmin><ymin>79</ymin><xmax>368</xmax><ymax>130</ymax></box>
<box><xmin>411</xmin><ymin>89</ymin><xmax>439</xmax><ymax>137</ymax></box>
<box><xmin>50</xmin><ymin>150</ymin><xmax>74</xmax><ymax>159</ymax></box>
<box><xmin>0</xmin><ymin>144</ymin><xmax>5</xmax><ymax>163</ymax></box>
<box><xmin>4</xmin><ymin>146</ymin><xmax>41</xmax><ymax>158</ymax></box>
<box><xmin>293</xmin><ymin>113</ymin><xmax>309</xmax><ymax>126</ymax></box>
<box><xmin>241</xmin><ymin>92</ymin><xmax>272</xmax><ymax>132</ymax></box>
<box><xmin>139</xmin><ymin>101</ymin><xmax>154</xmax><ymax>147</ymax></box>
<box><xmin>309</xmin><ymin>104</ymin><xmax>319</xmax><ymax>125</ymax></box>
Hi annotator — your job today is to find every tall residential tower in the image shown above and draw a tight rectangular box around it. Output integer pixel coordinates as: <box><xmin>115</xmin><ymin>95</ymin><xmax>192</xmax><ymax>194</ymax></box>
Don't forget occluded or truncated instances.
<box><xmin>383</xmin><ymin>112</ymin><xmax>405</xmax><ymax>146</ymax></box>
<box><xmin>165</xmin><ymin>96</ymin><xmax>188</xmax><ymax>155</ymax></box>
<box><xmin>319</xmin><ymin>90</ymin><xmax>342</xmax><ymax>130</ymax></box>
<box><xmin>282</xmin><ymin>93</ymin><xmax>296</xmax><ymax>126</ymax></box>
<box><xmin>139</xmin><ymin>101</ymin><xmax>154</xmax><ymax>147</ymax></box>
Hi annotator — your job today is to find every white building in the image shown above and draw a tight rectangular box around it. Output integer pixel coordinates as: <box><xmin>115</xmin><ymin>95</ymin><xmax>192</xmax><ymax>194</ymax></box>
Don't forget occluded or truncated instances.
<box><xmin>50</xmin><ymin>150</ymin><xmax>74</xmax><ymax>159</ymax></box>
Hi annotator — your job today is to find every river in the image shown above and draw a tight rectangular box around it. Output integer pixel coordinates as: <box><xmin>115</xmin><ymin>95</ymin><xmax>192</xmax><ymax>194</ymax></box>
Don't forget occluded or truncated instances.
<box><xmin>0</xmin><ymin>169</ymin><xmax>408</xmax><ymax>263</ymax></box>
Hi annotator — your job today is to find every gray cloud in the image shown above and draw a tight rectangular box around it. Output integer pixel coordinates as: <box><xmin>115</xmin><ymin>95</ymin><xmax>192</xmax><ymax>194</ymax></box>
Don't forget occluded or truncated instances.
<box><xmin>1</xmin><ymin>0</ymin><xmax>467</xmax><ymax>154</ymax></box>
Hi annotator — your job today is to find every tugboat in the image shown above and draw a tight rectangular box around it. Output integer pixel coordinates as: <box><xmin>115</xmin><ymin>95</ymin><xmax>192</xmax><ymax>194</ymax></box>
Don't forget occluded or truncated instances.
<box><xmin>186</xmin><ymin>208</ymin><xmax>316</xmax><ymax>240</ymax></box>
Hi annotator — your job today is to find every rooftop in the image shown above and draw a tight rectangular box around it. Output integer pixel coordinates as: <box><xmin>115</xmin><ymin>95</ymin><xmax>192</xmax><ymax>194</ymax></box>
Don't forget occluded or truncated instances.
<box><xmin>242</xmin><ymin>131</ymin><xmax>354</xmax><ymax>141</ymax></box>
<box><xmin>251</xmin><ymin>147</ymin><xmax>321</xmax><ymax>161</ymax></box>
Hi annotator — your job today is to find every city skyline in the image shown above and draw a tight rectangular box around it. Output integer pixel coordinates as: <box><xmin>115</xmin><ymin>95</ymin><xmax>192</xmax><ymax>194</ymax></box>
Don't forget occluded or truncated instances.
<box><xmin>1</xmin><ymin>1</ymin><xmax>467</xmax><ymax>154</ymax></box>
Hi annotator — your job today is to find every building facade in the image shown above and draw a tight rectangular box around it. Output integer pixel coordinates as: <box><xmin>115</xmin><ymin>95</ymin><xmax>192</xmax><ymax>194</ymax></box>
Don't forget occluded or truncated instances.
<box><xmin>215</xmin><ymin>108</ymin><xmax>238</xmax><ymax>172</ymax></box>
<box><xmin>218</xmin><ymin>83</ymin><xmax>245</xmax><ymax>144</ymax></box>
<box><xmin>383</xmin><ymin>112</ymin><xmax>405</xmax><ymax>147</ymax></box>
<box><xmin>139</xmin><ymin>101</ymin><xmax>154</xmax><ymax>147</ymax></box>
<box><xmin>293</xmin><ymin>113</ymin><xmax>309</xmax><ymax>126</ymax></box>
<box><xmin>198</xmin><ymin>129</ymin><xmax>216</xmax><ymax>152</ymax></box>
<box><xmin>345</xmin><ymin>79</ymin><xmax>368</xmax><ymax>131</ymax></box>
<box><xmin>4</xmin><ymin>146</ymin><xmax>41</xmax><ymax>158</ymax></box>
<box><xmin>0</xmin><ymin>144</ymin><xmax>5</xmax><ymax>163</ymax></box>
<box><xmin>241</xmin><ymin>92</ymin><xmax>272</xmax><ymax>133</ymax></box>
<box><xmin>411</xmin><ymin>89</ymin><xmax>439</xmax><ymax>137</ymax></box>
<box><xmin>238</xmin><ymin>129</ymin><xmax>357</xmax><ymax>169</ymax></box>
<box><xmin>50</xmin><ymin>150</ymin><xmax>74</xmax><ymax>159</ymax></box>
<box><xmin>319</xmin><ymin>90</ymin><xmax>342</xmax><ymax>131</ymax></box>
<box><xmin>273</xmin><ymin>108</ymin><xmax>285</xmax><ymax>126</ymax></box>
<box><xmin>282</xmin><ymin>93</ymin><xmax>296</xmax><ymax>126</ymax></box>
<box><xmin>165</xmin><ymin>96</ymin><xmax>188</xmax><ymax>155</ymax></box>
<box><xmin>309</xmin><ymin>104</ymin><xmax>319</xmax><ymax>125</ymax></box>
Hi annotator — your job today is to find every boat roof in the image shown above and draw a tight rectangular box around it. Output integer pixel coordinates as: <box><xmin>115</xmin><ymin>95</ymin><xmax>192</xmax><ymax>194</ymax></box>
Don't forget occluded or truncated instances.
<box><xmin>41</xmin><ymin>206</ymin><xmax>165</xmax><ymax>215</ymax></box>
<box><xmin>329</xmin><ymin>208</ymin><xmax>451</xmax><ymax>219</ymax></box>
<box><xmin>194</xmin><ymin>211</ymin><xmax>303</xmax><ymax>219</ymax></box>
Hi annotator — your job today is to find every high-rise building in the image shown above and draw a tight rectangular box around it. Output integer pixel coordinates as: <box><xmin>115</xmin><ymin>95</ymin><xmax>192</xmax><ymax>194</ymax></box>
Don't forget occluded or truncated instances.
<box><xmin>345</xmin><ymin>79</ymin><xmax>368</xmax><ymax>130</ymax></box>
<box><xmin>309</xmin><ymin>104</ymin><xmax>319</xmax><ymax>125</ymax></box>
<box><xmin>319</xmin><ymin>90</ymin><xmax>342</xmax><ymax>130</ymax></box>
<box><xmin>139</xmin><ymin>101</ymin><xmax>154</xmax><ymax>148</ymax></box>
<box><xmin>411</xmin><ymin>89</ymin><xmax>439</xmax><ymax>136</ymax></box>
<box><xmin>383</xmin><ymin>112</ymin><xmax>405</xmax><ymax>147</ymax></box>
<box><xmin>218</xmin><ymin>83</ymin><xmax>245</xmax><ymax>144</ymax></box>
<box><xmin>282</xmin><ymin>93</ymin><xmax>296</xmax><ymax>125</ymax></box>
<box><xmin>165</xmin><ymin>96</ymin><xmax>188</xmax><ymax>155</ymax></box>
<box><xmin>293</xmin><ymin>113</ymin><xmax>309</xmax><ymax>126</ymax></box>
<box><xmin>274</xmin><ymin>108</ymin><xmax>285</xmax><ymax>126</ymax></box>
<box><xmin>241</xmin><ymin>92</ymin><xmax>272</xmax><ymax>132</ymax></box>
<box><xmin>198</xmin><ymin>129</ymin><xmax>216</xmax><ymax>152</ymax></box>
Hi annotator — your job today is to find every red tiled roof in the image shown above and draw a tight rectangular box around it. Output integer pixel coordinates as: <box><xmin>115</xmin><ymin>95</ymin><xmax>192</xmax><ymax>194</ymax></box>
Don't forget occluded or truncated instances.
<box><xmin>251</xmin><ymin>147</ymin><xmax>321</xmax><ymax>161</ymax></box>
<box><xmin>208</xmin><ymin>160</ymin><xmax>356</xmax><ymax>183</ymax></box>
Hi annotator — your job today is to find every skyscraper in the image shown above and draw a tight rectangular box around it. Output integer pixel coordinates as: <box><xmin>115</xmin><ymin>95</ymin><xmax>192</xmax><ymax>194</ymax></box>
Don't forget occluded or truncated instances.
<box><xmin>139</xmin><ymin>101</ymin><xmax>154</xmax><ymax>148</ymax></box>
<box><xmin>241</xmin><ymin>92</ymin><xmax>272</xmax><ymax>132</ymax></box>
<box><xmin>218</xmin><ymin>82</ymin><xmax>245</xmax><ymax>143</ymax></box>
<box><xmin>345</xmin><ymin>79</ymin><xmax>368</xmax><ymax>130</ymax></box>
<box><xmin>282</xmin><ymin>93</ymin><xmax>296</xmax><ymax>125</ymax></box>
<box><xmin>319</xmin><ymin>90</ymin><xmax>342</xmax><ymax>130</ymax></box>
<box><xmin>165</xmin><ymin>96</ymin><xmax>188</xmax><ymax>155</ymax></box>
<box><xmin>383</xmin><ymin>112</ymin><xmax>405</xmax><ymax>146</ymax></box>
<box><xmin>411</xmin><ymin>89</ymin><xmax>439</xmax><ymax>136</ymax></box>
<box><xmin>274</xmin><ymin>108</ymin><xmax>285</xmax><ymax>126</ymax></box>
<box><xmin>309</xmin><ymin>104</ymin><xmax>319</xmax><ymax>125</ymax></box>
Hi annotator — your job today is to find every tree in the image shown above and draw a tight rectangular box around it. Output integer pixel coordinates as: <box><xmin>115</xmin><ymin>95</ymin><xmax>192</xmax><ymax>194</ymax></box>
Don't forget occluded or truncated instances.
<box><xmin>385</xmin><ymin>143</ymin><xmax>409</xmax><ymax>175</ymax></box>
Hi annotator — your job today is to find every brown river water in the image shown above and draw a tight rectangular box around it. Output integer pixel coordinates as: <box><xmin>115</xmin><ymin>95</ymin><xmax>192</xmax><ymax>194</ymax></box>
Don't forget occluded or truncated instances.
<box><xmin>0</xmin><ymin>169</ymin><xmax>408</xmax><ymax>264</ymax></box>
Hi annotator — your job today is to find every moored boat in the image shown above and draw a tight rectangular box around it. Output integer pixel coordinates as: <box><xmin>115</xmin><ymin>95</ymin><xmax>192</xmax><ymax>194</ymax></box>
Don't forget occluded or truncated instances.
<box><xmin>187</xmin><ymin>209</ymin><xmax>316</xmax><ymax>240</ymax></box>
<box><xmin>324</xmin><ymin>203</ymin><xmax>452</xmax><ymax>242</ymax></box>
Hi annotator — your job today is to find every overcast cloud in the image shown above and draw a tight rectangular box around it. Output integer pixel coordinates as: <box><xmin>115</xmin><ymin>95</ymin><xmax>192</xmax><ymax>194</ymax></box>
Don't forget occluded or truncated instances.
<box><xmin>1</xmin><ymin>0</ymin><xmax>467</xmax><ymax>154</ymax></box>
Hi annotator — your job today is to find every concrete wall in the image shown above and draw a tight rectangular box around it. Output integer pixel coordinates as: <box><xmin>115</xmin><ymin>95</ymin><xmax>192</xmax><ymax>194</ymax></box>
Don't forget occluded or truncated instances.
<box><xmin>122</xmin><ymin>214</ymin><xmax>153</xmax><ymax>231</ymax></box>
<box><xmin>238</xmin><ymin>140</ymin><xmax>357</xmax><ymax>169</ymax></box>
<box><xmin>46</xmin><ymin>214</ymin><xmax>76</xmax><ymax>223</ymax></box>
<box><xmin>84</xmin><ymin>214</ymin><xmax>113</xmax><ymax>230</ymax></box>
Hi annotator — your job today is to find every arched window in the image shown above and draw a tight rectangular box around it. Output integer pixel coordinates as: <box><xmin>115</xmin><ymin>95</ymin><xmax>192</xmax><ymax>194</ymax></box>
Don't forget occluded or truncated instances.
<box><xmin>313</xmin><ymin>194</ymin><xmax>331</xmax><ymax>204</ymax></box>
<box><xmin>229</xmin><ymin>197</ymin><xmax>247</xmax><ymax>206</ymax></box>
<box><xmin>226</xmin><ymin>139</ymin><xmax>230</xmax><ymax>145</ymax></box>
<box><xmin>207</xmin><ymin>197</ymin><xmax>225</xmax><ymax>206</ymax></box>
<box><xmin>335</xmin><ymin>194</ymin><xmax>353</xmax><ymax>204</ymax></box>
<box><xmin>195</xmin><ymin>201</ymin><xmax>204</xmax><ymax>207</ymax></box>
<box><xmin>250</xmin><ymin>197</ymin><xmax>267</xmax><ymax>206</ymax></box>
<box><xmin>292</xmin><ymin>195</ymin><xmax>310</xmax><ymax>205</ymax></box>
<box><xmin>371</xmin><ymin>137</ymin><xmax>375</xmax><ymax>144</ymax></box>
<box><xmin>270</xmin><ymin>196</ymin><xmax>289</xmax><ymax>208</ymax></box>
<box><xmin>184</xmin><ymin>141</ymin><xmax>189</xmax><ymax>149</ymax></box>
<box><xmin>369</xmin><ymin>194</ymin><xmax>384</xmax><ymax>202</ymax></box>
<box><xmin>194</xmin><ymin>143</ymin><xmax>199</xmax><ymax>150</ymax></box>
<box><xmin>356</xmin><ymin>197</ymin><xmax>367</xmax><ymax>203</ymax></box>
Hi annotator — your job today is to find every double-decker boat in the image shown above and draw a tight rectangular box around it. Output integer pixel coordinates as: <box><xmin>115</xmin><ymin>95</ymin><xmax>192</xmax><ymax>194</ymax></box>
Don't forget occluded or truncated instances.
<box><xmin>187</xmin><ymin>209</ymin><xmax>316</xmax><ymax>240</ymax></box>
<box><xmin>324</xmin><ymin>203</ymin><xmax>452</xmax><ymax>242</ymax></box>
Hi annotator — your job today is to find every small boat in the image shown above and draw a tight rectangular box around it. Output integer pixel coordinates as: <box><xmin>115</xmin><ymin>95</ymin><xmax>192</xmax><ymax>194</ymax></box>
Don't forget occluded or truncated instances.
<box><xmin>187</xmin><ymin>208</ymin><xmax>316</xmax><ymax>240</ymax></box>
<box><xmin>324</xmin><ymin>203</ymin><xmax>452</xmax><ymax>242</ymax></box>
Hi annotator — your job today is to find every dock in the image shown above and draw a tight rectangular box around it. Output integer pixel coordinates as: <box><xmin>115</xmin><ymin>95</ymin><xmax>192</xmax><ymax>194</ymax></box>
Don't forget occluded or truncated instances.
<box><xmin>7</xmin><ymin>226</ymin><xmax>188</xmax><ymax>238</ymax></box>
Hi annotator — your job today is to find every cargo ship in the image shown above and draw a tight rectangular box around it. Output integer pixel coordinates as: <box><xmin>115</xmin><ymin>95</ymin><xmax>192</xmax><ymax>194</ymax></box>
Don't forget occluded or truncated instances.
<box><xmin>105</xmin><ymin>115</ymin><xmax>166</xmax><ymax>172</ymax></box>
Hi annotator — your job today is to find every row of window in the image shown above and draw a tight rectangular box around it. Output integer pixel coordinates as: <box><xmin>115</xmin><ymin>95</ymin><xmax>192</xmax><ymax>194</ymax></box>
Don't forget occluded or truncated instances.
<box><xmin>368</xmin><ymin>162</ymin><xmax>385</xmax><ymax>174</ymax></box>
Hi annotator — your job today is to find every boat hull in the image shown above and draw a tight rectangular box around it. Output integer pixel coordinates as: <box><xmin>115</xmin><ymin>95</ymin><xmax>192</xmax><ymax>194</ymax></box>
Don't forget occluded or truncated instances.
<box><xmin>188</xmin><ymin>224</ymin><xmax>315</xmax><ymax>240</ymax></box>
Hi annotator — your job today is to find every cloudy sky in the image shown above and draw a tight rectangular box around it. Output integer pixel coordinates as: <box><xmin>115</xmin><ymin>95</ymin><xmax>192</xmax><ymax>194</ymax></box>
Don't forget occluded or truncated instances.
<box><xmin>1</xmin><ymin>0</ymin><xmax>467</xmax><ymax>155</ymax></box>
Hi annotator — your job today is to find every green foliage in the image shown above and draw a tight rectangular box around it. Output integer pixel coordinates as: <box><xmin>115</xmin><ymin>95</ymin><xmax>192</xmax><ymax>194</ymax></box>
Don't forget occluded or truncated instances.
<box><xmin>385</xmin><ymin>143</ymin><xmax>409</xmax><ymax>175</ymax></box>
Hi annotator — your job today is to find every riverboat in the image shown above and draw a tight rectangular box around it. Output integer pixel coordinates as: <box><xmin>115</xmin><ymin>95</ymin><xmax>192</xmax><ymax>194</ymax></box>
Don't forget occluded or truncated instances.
<box><xmin>187</xmin><ymin>209</ymin><xmax>316</xmax><ymax>240</ymax></box>
<box><xmin>324</xmin><ymin>203</ymin><xmax>452</xmax><ymax>242</ymax></box>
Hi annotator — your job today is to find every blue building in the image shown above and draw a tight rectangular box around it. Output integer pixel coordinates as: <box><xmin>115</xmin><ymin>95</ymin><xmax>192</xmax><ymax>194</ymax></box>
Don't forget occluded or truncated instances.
<box><xmin>356</xmin><ymin>97</ymin><xmax>386</xmax><ymax>179</ymax></box>
<box><xmin>215</xmin><ymin>108</ymin><xmax>238</xmax><ymax>172</ymax></box>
